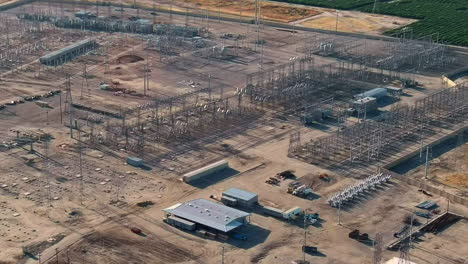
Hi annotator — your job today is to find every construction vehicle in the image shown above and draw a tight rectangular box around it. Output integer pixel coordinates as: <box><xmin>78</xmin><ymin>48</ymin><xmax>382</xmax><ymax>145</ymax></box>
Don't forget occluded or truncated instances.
<box><xmin>266</xmin><ymin>177</ymin><xmax>280</xmax><ymax>185</ymax></box>
<box><xmin>319</xmin><ymin>173</ymin><xmax>331</xmax><ymax>182</ymax></box>
<box><xmin>288</xmin><ymin>183</ymin><xmax>313</xmax><ymax>197</ymax></box>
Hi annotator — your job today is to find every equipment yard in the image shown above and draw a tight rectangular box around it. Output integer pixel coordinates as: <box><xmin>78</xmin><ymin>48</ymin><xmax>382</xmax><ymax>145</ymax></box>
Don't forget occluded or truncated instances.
<box><xmin>0</xmin><ymin>1</ymin><xmax>467</xmax><ymax>264</ymax></box>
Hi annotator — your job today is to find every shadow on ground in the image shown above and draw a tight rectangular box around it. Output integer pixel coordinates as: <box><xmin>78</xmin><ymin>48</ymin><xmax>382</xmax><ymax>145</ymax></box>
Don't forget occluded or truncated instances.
<box><xmin>188</xmin><ymin>168</ymin><xmax>240</xmax><ymax>188</ymax></box>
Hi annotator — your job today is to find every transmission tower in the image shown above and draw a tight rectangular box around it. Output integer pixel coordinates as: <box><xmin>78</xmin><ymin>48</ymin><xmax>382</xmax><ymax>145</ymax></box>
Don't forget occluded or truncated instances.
<box><xmin>288</xmin><ymin>131</ymin><xmax>301</xmax><ymax>154</ymax></box>
<box><xmin>254</xmin><ymin>0</ymin><xmax>262</xmax><ymax>51</ymax></box>
<box><xmin>64</xmin><ymin>75</ymin><xmax>74</xmax><ymax>138</ymax></box>
<box><xmin>373</xmin><ymin>232</ymin><xmax>383</xmax><ymax>264</ymax></box>
<box><xmin>80</xmin><ymin>63</ymin><xmax>88</xmax><ymax>99</ymax></box>
<box><xmin>143</xmin><ymin>52</ymin><xmax>150</xmax><ymax>96</ymax></box>
<box><xmin>398</xmin><ymin>215</ymin><xmax>414</xmax><ymax>264</ymax></box>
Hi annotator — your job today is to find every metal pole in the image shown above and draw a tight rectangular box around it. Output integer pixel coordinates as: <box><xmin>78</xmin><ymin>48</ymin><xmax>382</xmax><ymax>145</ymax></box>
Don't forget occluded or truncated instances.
<box><xmin>303</xmin><ymin>212</ymin><xmax>307</xmax><ymax>262</ymax></box>
<box><xmin>59</xmin><ymin>92</ymin><xmax>63</xmax><ymax>124</ymax></box>
<box><xmin>338</xmin><ymin>202</ymin><xmax>342</xmax><ymax>225</ymax></box>
<box><xmin>408</xmin><ymin>214</ymin><xmax>413</xmax><ymax>259</ymax></box>
<box><xmin>221</xmin><ymin>244</ymin><xmax>225</xmax><ymax>264</ymax></box>
<box><xmin>424</xmin><ymin>146</ymin><xmax>429</xmax><ymax>179</ymax></box>
<box><xmin>79</xmin><ymin>128</ymin><xmax>83</xmax><ymax>205</ymax></box>
<box><xmin>335</xmin><ymin>10</ymin><xmax>339</xmax><ymax>31</ymax></box>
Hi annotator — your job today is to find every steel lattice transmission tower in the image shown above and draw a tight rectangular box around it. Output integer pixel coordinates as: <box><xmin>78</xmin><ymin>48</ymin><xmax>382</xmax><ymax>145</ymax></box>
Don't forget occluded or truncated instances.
<box><xmin>288</xmin><ymin>131</ymin><xmax>301</xmax><ymax>155</ymax></box>
<box><xmin>398</xmin><ymin>215</ymin><xmax>414</xmax><ymax>264</ymax></box>
<box><xmin>373</xmin><ymin>232</ymin><xmax>383</xmax><ymax>264</ymax></box>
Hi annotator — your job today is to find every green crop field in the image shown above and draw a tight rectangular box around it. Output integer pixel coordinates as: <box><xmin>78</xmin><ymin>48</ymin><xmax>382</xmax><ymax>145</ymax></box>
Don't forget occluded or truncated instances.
<box><xmin>271</xmin><ymin>0</ymin><xmax>468</xmax><ymax>47</ymax></box>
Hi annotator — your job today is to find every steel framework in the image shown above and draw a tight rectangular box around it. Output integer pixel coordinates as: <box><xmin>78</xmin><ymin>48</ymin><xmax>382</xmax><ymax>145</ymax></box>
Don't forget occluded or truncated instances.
<box><xmin>293</xmin><ymin>83</ymin><xmax>468</xmax><ymax>169</ymax></box>
<box><xmin>298</xmin><ymin>32</ymin><xmax>452</xmax><ymax>73</ymax></box>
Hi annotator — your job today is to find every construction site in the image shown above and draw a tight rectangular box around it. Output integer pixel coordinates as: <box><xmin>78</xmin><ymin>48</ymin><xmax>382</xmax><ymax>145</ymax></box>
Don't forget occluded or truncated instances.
<box><xmin>0</xmin><ymin>0</ymin><xmax>467</xmax><ymax>264</ymax></box>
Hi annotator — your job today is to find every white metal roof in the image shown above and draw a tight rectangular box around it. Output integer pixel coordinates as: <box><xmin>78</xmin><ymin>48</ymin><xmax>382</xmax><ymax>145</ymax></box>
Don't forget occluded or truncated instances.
<box><xmin>384</xmin><ymin>257</ymin><xmax>417</xmax><ymax>264</ymax></box>
<box><xmin>163</xmin><ymin>199</ymin><xmax>250</xmax><ymax>232</ymax></box>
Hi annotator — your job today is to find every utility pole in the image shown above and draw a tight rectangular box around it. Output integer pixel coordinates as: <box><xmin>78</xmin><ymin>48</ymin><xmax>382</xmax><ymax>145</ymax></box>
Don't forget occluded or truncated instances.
<box><xmin>80</xmin><ymin>63</ymin><xmax>88</xmax><ymax>99</ymax></box>
<box><xmin>134</xmin><ymin>0</ymin><xmax>139</xmax><ymax>17</ymax></box>
<box><xmin>335</xmin><ymin>10</ymin><xmax>339</xmax><ymax>32</ymax></box>
<box><xmin>338</xmin><ymin>202</ymin><xmax>342</xmax><ymax>225</ymax></box>
<box><xmin>424</xmin><ymin>146</ymin><xmax>429</xmax><ymax>179</ymax></box>
<box><xmin>64</xmin><ymin>75</ymin><xmax>74</xmax><ymax>138</ymax></box>
<box><xmin>78</xmin><ymin>126</ymin><xmax>84</xmax><ymax>205</ymax></box>
<box><xmin>59</xmin><ymin>92</ymin><xmax>63</xmax><ymax>124</ymax></box>
<box><xmin>44</xmin><ymin>135</ymin><xmax>52</xmax><ymax>212</ymax></box>
<box><xmin>221</xmin><ymin>244</ymin><xmax>225</xmax><ymax>264</ymax></box>
<box><xmin>303</xmin><ymin>211</ymin><xmax>307</xmax><ymax>262</ymax></box>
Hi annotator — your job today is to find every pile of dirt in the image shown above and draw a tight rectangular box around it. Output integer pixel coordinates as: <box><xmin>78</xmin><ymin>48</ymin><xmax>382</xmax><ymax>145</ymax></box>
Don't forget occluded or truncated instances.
<box><xmin>116</xmin><ymin>55</ymin><xmax>144</xmax><ymax>64</ymax></box>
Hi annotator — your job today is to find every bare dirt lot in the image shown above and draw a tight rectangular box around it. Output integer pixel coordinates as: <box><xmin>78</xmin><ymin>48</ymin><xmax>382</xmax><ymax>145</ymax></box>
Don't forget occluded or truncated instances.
<box><xmin>178</xmin><ymin>0</ymin><xmax>322</xmax><ymax>23</ymax></box>
<box><xmin>77</xmin><ymin>0</ymin><xmax>416</xmax><ymax>34</ymax></box>
<box><xmin>0</xmin><ymin>2</ymin><xmax>467</xmax><ymax>264</ymax></box>
<box><xmin>410</xmin><ymin>142</ymin><xmax>468</xmax><ymax>195</ymax></box>
<box><xmin>297</xmin><ymin>10</ymin><xmax>417</xmax><ymax>34</ymax></box>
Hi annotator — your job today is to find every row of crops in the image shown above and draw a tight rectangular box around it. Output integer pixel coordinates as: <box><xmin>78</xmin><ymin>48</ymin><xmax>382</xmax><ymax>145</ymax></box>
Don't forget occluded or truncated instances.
<box><xmin>272</xmin><ymin>0</ymin><xmax>468</xmax><ymax>47</ymax></box>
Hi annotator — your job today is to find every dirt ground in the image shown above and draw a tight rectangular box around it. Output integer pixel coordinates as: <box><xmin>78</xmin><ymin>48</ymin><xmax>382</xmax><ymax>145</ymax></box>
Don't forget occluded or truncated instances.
<box><xmin>0</xmin><ymin>2</ymin><xmax>467</xmax><ymax>264</ymax></box>
<box><xmin>177</xmin><ymin>0</ymin><xmax>322</xmax><ymax>23</ymax></box>
<box><xmin>411</xmin><ymin>143</ymin><xmax>468</xmax><ymax>193</ymax></box>
<box><xmin>297</xmin><ymin>10</ymin><xmax>417</xmax><ymax>34</ymax></box>
<box><xmin>69</xmin><ymin>0</ymin><xmax>416</xmax><ymax>34</ymax></box>
<box><xmin>0</xmin><ymin>0</ymin><xmax>16</xmax><ymax>6</ymax></box>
